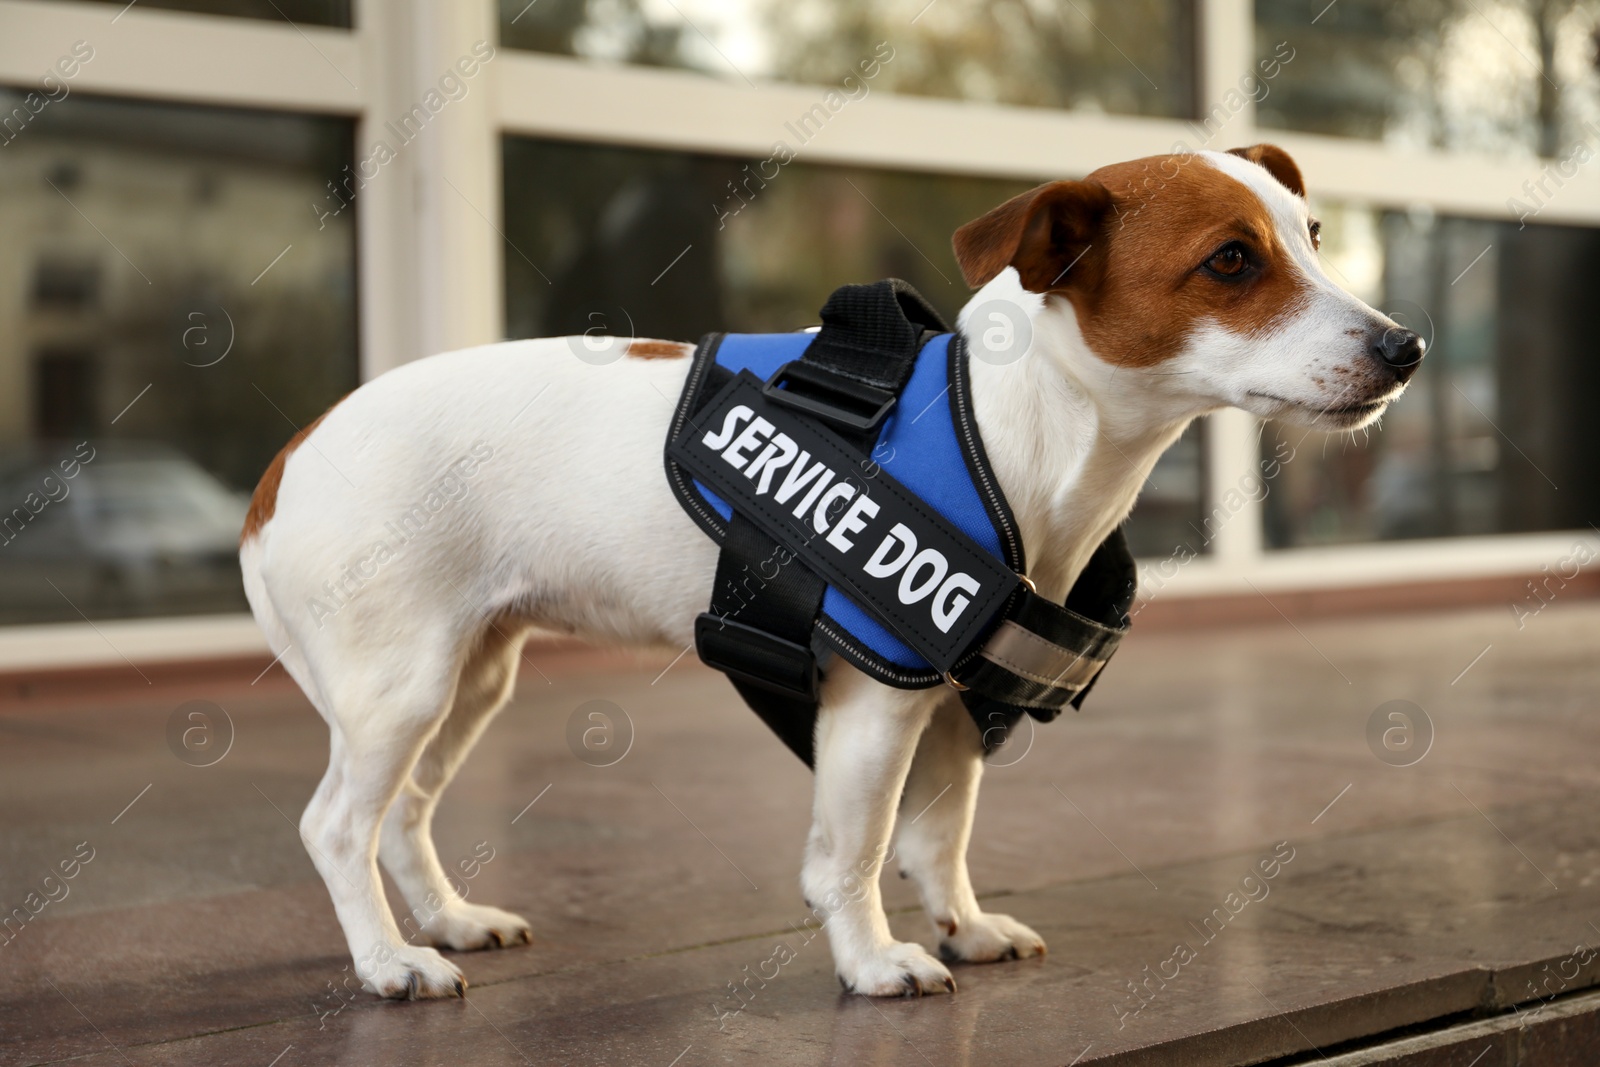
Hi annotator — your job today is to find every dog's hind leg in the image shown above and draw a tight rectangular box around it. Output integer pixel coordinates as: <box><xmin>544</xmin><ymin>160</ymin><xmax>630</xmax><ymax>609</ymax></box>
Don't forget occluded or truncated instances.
<box><xmin>298</xmin><ymin>639</ymin><xmax>469</xmax><ymax>1000</ymax></box>
<box><xmin>379</xmin><ymin>619</ymin><xmax>533</xmax><ymax>952</ymax></box>
<box><xmin>893</xmin><ymin>698</ymin><xmax>1046</xmax><ymax>964</ymax></box>
<box><xmin>802</xmin><ymin>667</ymin><xmax>954</xmax><ymax>996</ymax></box>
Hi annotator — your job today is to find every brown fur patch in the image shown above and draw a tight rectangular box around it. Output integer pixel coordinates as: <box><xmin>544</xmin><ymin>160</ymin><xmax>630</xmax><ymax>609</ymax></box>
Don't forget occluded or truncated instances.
<box><xmin>626</xmin><ymin>339</ymin><xmax>693</xmax><ymax>360</ymax></box>
<box><xmin>952</xmin><ymin>151</ymin><xmax>1313</xmax><ymax>368</ymax></box>
<box><xmin>240</xmin><ymin>396</ymin><xmax>345</xmax><ymax>545</ymax></box>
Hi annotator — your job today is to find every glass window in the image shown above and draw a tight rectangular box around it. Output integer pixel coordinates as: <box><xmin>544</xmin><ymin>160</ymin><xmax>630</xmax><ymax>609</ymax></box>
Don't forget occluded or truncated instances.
<box><xmin>38</xmin><ymin>0</ymin><xmax>352</xmax><ymax>27</ymax></box>
<box><xmin>502</xmin><ymin>134</ymin><xmax>1205</xmax><ymax>557</ymax></box>
<box><xmin>0</xmin><ymin>94</ymin><xmax>357</xmax><ymax>624</ymax></box>
<box><xmin>1261</xmin><ymin>204</ymin><xmax>1600</xmax><ymax>548</ymax></box>
<box><xmin>1256</xmin><ymin>0</ymin><xmax>1600</xmax><ymax>157</ymax></box>
<box><xmin>498</xmin><ymin>0</ymin><xmax>1196</xmax><ymax>119</ymax></box>
<box><xmin>1129</xmin><ymin>422</ymin><xmax>1206</xmax><ymax>559</ymax></box>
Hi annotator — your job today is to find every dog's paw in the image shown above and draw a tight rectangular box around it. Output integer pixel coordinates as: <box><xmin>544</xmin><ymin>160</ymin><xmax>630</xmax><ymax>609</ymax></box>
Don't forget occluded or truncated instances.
<box><xmin>423</xmin><ymin>902</ymin><xmax>533</xmax><ymax>952</ymax></box>
<box><xmin>361</xmin><ymin>944</ymin><xmax>467</xmax><ymax>1000</ymax></box>
<box><xmin>838</xmin><ymin>940</ymin><xmax>956</xmax><ymax>996</ymax></box>
<box><xmin>937</xmin><ymin>912</ymin><xmax>1046</xmax><ymax>964</ymax></box>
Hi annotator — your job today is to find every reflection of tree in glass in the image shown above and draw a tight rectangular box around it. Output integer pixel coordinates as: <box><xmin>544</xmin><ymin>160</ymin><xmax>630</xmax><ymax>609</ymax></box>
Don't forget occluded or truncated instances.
<box><xmin>1259</xmin><ymin>0</ymin><xmax>1600</xmax><ymax>157</ymax></box>
<box><xmin>761</xmin><ymin>0</ymin><xmax>1193</xmax><ymax>117</ymax></box>
<box><xmin>503</xmin><ymin>138</ymin><xmax>737</xmax><ymax>342</ymax></box>
<box><xmin>719</xmin><ymin>165</ymin><xmax>1033</xmax><ymax>330</ymax></box>
<box><xmin>497</xmin><ymin>0</ymin><xmax>1194</xmax><ymax>118</ymax></box>
<box><xmin>498</xmin><ymin>0</ymin><xmax>688</xmax><ymax>68</ymax></box>
<box><xmin>502</xmin><ymin>136</ymin><xmax>1033</xmax><ymax>340</ymax></box>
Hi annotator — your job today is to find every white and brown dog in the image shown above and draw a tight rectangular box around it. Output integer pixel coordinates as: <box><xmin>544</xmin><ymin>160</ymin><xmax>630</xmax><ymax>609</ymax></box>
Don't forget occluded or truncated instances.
<box><xmin>239</xmin><ymin>145</ymin><xmax>1421</xmax><ymax>1000</ymax></box>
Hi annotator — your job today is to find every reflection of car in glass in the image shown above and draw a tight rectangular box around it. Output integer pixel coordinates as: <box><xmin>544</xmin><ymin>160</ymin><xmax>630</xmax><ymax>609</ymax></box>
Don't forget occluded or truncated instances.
<box><xmin>0</xmin><ymin>441</ymin><xmax>250</xmax><ymax>623</ymax></box>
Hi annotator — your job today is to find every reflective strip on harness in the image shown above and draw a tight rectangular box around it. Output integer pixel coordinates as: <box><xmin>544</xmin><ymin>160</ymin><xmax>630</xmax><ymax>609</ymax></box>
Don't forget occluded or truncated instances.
<box><xmin>978</xmin><ymin>620</ymin><xmax>1106</xmax><ymax>694</ymax></box>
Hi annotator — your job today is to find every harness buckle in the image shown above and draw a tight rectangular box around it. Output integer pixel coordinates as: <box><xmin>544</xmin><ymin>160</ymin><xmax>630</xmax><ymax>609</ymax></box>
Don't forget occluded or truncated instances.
<box><xmin>762</xmin><ymin>361</ymin><xmax>896</xmax><ymax>435</ymax></box>
<box><xmin>694</xmin><ymin>612</ymin><xmax>819</xmax><ymax>700</ymax></box>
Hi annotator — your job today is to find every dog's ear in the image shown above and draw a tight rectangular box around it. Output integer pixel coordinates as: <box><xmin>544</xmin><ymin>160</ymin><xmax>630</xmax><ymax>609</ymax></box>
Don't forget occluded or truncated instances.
<box><xmin>1227</xmin><ymin>144</ymin><xmax>1305</xmax><ymax>199</ymax></box>
<box><xmin>952</xmin><ymin>180</ymin><xmax>1114</xmax><ymax>293</ymax></box>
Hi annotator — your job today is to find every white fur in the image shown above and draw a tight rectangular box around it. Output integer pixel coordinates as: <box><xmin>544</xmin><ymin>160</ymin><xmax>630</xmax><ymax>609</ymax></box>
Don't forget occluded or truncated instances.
<box><xmin>240</xmin><ymin>152</ymin><xmax>1409</xmax><ymax>999</ymax></box>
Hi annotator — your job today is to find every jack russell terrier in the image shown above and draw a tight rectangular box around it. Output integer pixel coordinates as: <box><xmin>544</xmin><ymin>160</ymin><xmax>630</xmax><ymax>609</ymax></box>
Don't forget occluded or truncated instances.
<box><xmin>240</xmin><ymin>144</ymin><xmax>1422</xmax><ymax>1000</ymax></box>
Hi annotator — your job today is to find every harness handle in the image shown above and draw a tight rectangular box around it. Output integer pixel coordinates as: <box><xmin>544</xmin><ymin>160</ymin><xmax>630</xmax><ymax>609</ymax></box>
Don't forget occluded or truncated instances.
<box><xmin>801</xmin><ymin>279</ymin><xmax>950</xmax><ymax>395</ymax></box>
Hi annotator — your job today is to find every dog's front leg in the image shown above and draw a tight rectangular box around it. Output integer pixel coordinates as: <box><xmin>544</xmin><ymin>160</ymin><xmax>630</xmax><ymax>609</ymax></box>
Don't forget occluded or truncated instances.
<box><xmin>803</xmin><ymin>667</ymin><xmax>954</xmax><ymax>996</ymax></box>
<box><xmin>895</xmin><ymin>698</ymin><xmax>1046</xmax><ymax>964</ymax></box>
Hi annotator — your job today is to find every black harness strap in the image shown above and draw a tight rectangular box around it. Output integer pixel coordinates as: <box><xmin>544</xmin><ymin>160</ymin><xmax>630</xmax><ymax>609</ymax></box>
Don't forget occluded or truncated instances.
<box><xmin>698</xmin><ymin>519</ymin><xmax>827</xmax><ymax>763</ymax></box>
<box><xmin>694</xmin><ymin>280</ymin><xmax>949</xmax><ymax>766</ymax></box>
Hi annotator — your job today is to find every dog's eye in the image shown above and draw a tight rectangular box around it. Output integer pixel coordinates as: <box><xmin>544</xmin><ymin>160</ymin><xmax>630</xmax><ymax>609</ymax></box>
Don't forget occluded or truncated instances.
<box><xmin>1309</xmin><ymin>219</ymin><xmax>1322</xmax><ymax>250</ymax></box>
<box><xmin>1204</xmin><ymin>243</ymin><xmax>1249</xmax><ymax>278</ymax></box>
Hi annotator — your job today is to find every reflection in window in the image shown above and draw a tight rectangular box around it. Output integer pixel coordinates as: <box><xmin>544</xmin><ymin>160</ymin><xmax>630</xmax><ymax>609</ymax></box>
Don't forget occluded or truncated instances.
<box><xmin>502</xmin><ymin>135</ymin><xmax>1206</xmax><ymax>558</ymax></box>
<box><xmin>40</xmin><ymin>0</ymin><xmax>352</xmax><ymax>26</ymax></box>
<box><xmin>1261</xmin><ymin>206</ymin><xmax>1600</xmax><ymax>547</ymax></box>
<box><xmin>1257</xmin><ymin>0</ymin><xmax>1600</xmax><ymax>156</ymax></box>
<box><xmin>0</xmin><ymin>94</ymin><xmax>356</xmax><ymax>624</ymax></box>
<box><xmin>499</xmin><ymin>0</ymin><xmax>1196</xmax><ymax>118</ymax></box>
<box><xmin>1126</xmin><ymin>422</ymin><xmax>1207</xmax><ymax>559</ymax></box>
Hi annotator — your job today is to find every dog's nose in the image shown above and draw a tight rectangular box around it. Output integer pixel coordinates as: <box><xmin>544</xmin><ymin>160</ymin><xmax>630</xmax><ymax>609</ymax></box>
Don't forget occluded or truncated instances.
<box><xmin>1372</xmin><ymin>327</ymin><xmax>1425</xmax><ymax>382</ymax></box>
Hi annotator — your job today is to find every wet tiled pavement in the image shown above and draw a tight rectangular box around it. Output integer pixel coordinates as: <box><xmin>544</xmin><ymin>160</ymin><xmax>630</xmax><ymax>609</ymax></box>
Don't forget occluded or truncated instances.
<box><xmin>4</xmin><ymin>599</ymin><xmax>1600</xmax><ymax>1065</ymax></box>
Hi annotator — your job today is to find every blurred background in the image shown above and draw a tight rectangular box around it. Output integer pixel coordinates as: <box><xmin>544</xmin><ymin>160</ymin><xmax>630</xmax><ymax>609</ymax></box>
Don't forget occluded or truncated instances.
<box><xmin>0</xmin><ymin>0</ymin><xmax>1597</xmax><ymax>650</ymax></box>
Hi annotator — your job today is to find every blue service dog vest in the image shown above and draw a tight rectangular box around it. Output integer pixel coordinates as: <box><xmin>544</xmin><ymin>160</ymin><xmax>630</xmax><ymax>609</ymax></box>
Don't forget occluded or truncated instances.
<box><xmin>664</xmin><ymin>280</ymin><xmax>1135</xmax><ymax>765</ymax></box>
